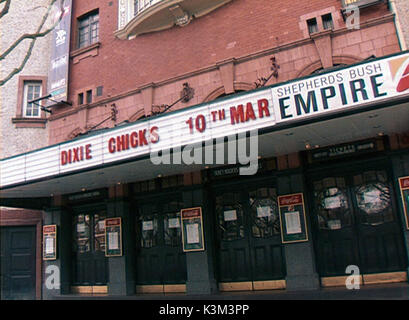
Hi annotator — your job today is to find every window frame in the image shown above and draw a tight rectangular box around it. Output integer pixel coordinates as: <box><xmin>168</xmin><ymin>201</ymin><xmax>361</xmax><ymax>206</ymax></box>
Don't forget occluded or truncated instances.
<box><xmin>22</xmin><ymin>81</ymin><xmax>42</xmax><ymax>118</ymax></box>
<box><xmin>322</xmin><ymin>13</ymin><xmax>334</xmax><ymax>31</ymax></box>
<box><xmin>307</xmin><ymin>18</ymin><xmax>318</xmax><ymax>34</ymax></box>
<box><xmin>12</xmin><ymin>75</ymin><xmax>47</xmax><ymax>128</ymax></box>
<box><xmin>77</xmin><ymin>10</ymin><xmax>99</xmax><ymax>49</ymax></box>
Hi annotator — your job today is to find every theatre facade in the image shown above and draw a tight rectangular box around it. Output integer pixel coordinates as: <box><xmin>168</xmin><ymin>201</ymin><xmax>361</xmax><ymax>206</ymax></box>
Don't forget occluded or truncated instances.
<box><xmin>1</xmin><ymin>50</ymin><xmax>409</xmax><ymax>298</ymax></box>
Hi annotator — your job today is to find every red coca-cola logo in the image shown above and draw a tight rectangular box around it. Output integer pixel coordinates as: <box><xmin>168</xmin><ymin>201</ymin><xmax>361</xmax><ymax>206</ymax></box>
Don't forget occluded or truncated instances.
<box><xmin>397</xmin><ymin>63</ymin><xmax>409</xmax><ymax>92</ymax></box>
<box><xmin>279</xmin><ymin>194</ymin><xmax>303</xmax><ymax>206</ymax></box>
<box><xmin>400</xmin><ymin>177</ymin><xmax>409</xmax><ymax>189</ymax></box>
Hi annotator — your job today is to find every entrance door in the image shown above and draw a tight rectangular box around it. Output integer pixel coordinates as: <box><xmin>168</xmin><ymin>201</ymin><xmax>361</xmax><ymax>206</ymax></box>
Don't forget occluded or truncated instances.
<box><xmin>312</xmin><ymin>169</ymin><xmax>407</xmax><ymax>277</ymax></box>
<box><xmin>0</xmin><ymin>226</ymin><xmax>36</xmax><ymax>300</ymax></box>
<box><xmin>214</xmin><ymin>181</ymin><xmax>285</xmax><ymax>284</ymax></box>
<box><xmin>136</xmin><ymin>198</ymin><xmax>186</xmax><ymax>285</ymax></box>
<box><xmin>72</xmin><ymin>212</ymin><xmax>108</xmax><ymax>285</ymax></box>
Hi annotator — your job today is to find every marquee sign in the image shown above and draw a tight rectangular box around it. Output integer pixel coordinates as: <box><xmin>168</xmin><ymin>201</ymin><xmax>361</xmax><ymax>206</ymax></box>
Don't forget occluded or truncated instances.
<box><xmin>1</xmin><ymin>51</ymin><xmax>409</xmax><ymax>188</ymax></box>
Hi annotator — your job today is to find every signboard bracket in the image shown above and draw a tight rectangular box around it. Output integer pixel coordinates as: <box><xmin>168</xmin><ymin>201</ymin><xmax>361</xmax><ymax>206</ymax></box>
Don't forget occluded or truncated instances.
<box><xmin>28</xmin><ymin>94</ymin><xmax>72</xmax><ymax>115</ymax></box>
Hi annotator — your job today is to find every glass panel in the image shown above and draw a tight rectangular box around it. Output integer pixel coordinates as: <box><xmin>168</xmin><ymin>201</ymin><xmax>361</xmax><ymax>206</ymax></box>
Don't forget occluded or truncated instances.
<box><xmin>249</xmin><ymin>187</ymin><xmax>280</xmax><ymax>238</ymax></box>
<box><xmin>90</xmin><ymin>22</ymin><xmax>98</xmax><ymax>43</ymax></box>
<box><xmin>26</xmin><ymin>104</ymin><xmax>32</xmax><ymax>116</ymax></box>
<box><xmin>25</xmin><ymin>83</ymin><xmax>41</xmax><ymax>117</ymax></box>
<box><xmin>354</xmin><ymin>171</ymin><xmax>393</xmax><ymax>225</ymax></box>
<box><xmin>79</xmin><ymin>27</ymin><xmax>89</xmax><ymax>48</ymax></box>
<box><xmin>139</xmin><ymin>215</ymin><xmax>158</xmax><ymax>248</ymax></box>
<box><xmin>73</xmin><ymin>214</ymin><xmax>91</xmax><ymax>253</ymax></box>
<box><xmin>164</xmin><ymin>212</ymin><xmax>181</xmax><ymax>247</ymax></box>
<box><xmin>163</xmin><ymin>199</ymin><xmax>183</xmax><ymax>247</ymax></box>
<box><xmin>94</xmin><ymin>212</ymin><xmax>106</xmax><ymax>252</ymax></box>
<box><xmin>216</xmin><ymin>192</ymin><xmax>245</xmax><ymax>241</ymax></box>
<box><xmin>314</xmin><ymin>177</ymin><xmax>351</xmax><ymax>230</ymax></box>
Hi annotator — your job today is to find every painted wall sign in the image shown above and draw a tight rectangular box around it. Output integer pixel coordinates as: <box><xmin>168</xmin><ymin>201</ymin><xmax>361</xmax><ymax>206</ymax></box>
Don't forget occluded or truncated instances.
<box><xmin>43</xmin><ymin>225</ymin><xmax>57</xmax><ymax>260</ymax></box>
<box><xmin>180</xmin><ymin>207</ymin><xmax>205</xmax><ymax>252</ymax></box>
<box><xmin>47</xmin><ymin>0</ymin><xmax>72</xmax><ymax>105</ymax></box>
<box><xmin>398</xmin><ymin>176</ymin><xmax>409</xmax><ymax>230</ymax></box>
<box><xmin>105</xmin><ymin>217</ymin><xmax>122</xmax><ymax>257</ymax></box>
<box><xmin>1</xmin><ymin>52</ymin><xmax>409</xmax><ymax>188</ymax></box>
<box><xmin>278</xmin><ymin>193</ymin><xmax>308</xmax><ymax>244</ymax></box>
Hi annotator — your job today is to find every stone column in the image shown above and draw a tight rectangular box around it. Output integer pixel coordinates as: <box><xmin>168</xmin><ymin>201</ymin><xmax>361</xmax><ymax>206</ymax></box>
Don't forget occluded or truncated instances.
<box><xmin>278</xmin><ymin>173</ymin><xmax>320</xmax><ymax>291</ymax></box>
<box><xmin>42</xmin><ymin>196</ymin><xmax>72</xmax><ymax>299</ymax></box>
<box><xmin>106</xmin><ymin>184</ymin><xmax>136</xmax><ymax>295</ymax></box>
<box><xmin>391</xmin><ymin>152</ymin><xmax>409</xmax><ymax>278</ymax></box>
<box><xmin>182</xmin><ymin>173</ymin><xmax>218</xmax><ymax>295</ymax></box>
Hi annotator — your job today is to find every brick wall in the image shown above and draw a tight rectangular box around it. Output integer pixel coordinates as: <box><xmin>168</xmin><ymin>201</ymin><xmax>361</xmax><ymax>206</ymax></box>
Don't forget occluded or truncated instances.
<box><xmin>48</xmin><ymin>0</ymin><xmax>398</xmax><ymax>144</ymax></box>
<box><xmin>0</xmin><ymin>1</ymin><xmax>51</xmax><ymax>158</ymax></box>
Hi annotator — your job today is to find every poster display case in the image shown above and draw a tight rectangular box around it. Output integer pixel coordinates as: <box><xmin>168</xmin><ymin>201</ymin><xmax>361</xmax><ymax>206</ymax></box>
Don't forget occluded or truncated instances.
<box><xmin>105</xmin><ymin>217</ymin><xmax>122</xmax><ymax>257</ymax></box>
<box><xmin>43</xmin><ymin>225</ymin><xmax>57</xmax><ymax>260</ymax></box>
<box><xmin>278</xmin><ymin>193</ymin><xmax>309</xmax><ymax>244</ymax></box>
<box><xmin>180</xmin><ymin>207</ymin><xmax>205</xmax><ymax>252</ymax></box>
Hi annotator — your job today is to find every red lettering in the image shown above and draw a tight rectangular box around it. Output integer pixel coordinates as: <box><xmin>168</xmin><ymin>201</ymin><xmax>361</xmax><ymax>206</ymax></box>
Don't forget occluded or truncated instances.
<box><xmin>230</xmin><ymin>105</ymin><xmax>245</xmax><ymax>124</ymax></box>
<box><xmin>150</xmin><ymin>126</ymin><xmax>159</xmax><ymax>143</ymax></box>
<box><xmin>73</xmin><ymin>147</ymin><xmax>80</xmax><ymax>162</ymax></box>
<box><xmin>85</xmin><ymin>144</ymin><xmax>92</xmax><ymax>159</ymax></box>
<box><xmin>108</xmin><ymin>138</ymin><xmax>116</xmax><ymax>153</ymax></box>
<box><xmin>116</xmin><ymin>135</ymin><xmax>129</xmax><ymax>152</ymax></box>
<box><xmin>195</xmin><ymin>114</ymin><xmax>206</xmax><ymax>133</ymax></box>
<box><xmin>258</xmin><ymin>98</ymin><xmax>270</xmax><ymax>118</ymax></box>
<box><xmin>245</xmin><ymin>102</ymin><xmax>256</xmax><ymax>121</ymax></box>
<box><xmin>130</xmin><ymin>131</ymin><xmax>138</xmax><ymax>148</ymax></box>
<box><xmin>218</xmin><ymin>109</ymin><xmax>225</xmax><ymax>120</ymax></box>
<box><xmin>61</xmin><ymin>144</ymin><xmax>92</xmax><ymax>165</ymax></box>
<box><xmin>211</xmin><ymin>111</ymin><xmax>217</xmax><ymax>122</ymax></box>
<box><xmin>138</xmin><ymin>129</ymin><xmax>148</xmax><ymax>146</ymax></box>
<box><xmin>61</xmin><ymin>151</ymin><xmax>67</xmax><ymax>165</ymax></box>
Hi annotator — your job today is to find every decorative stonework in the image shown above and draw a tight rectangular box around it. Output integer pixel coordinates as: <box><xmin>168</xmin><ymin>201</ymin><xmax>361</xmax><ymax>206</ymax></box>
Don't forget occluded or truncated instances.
<box><xmin>115</xmin><ymin>0</ymin><xmax>233</xmax><ymax>39</ymax></box>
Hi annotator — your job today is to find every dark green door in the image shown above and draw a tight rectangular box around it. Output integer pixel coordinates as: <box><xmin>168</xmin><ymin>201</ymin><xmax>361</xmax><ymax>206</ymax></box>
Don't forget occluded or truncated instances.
<box><xmin>312</xmin><ymin>168</ymin><xmax>408</xmax><ymax>277</ymax></box>
<box><xmin>136</xmin><ymin>198</ymin><xmax>186</xmax><ymax>285</ymax></box>
<box><xmin>0</xmin><ymin>226</ymin><xmax>36</xmax><ymax>300</ymax></box>
<box><xmin>72</xmin><ymin>211</ymin><xmax>108</xmax><ymax>285</ymax></box>
<box><xmin>214</xmin><ymin>181</ymin><xmax>285</xmax><ymax>283</ymax></box>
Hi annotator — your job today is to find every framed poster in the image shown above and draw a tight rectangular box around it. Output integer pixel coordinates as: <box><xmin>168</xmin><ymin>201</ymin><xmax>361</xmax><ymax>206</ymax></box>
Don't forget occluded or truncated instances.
<box><xmin>398</xmin><ymin>176</ymin><xmax>409</xmax><ymax>230</ymax></box>
<box><xmin>181</xmin><ymin>207</ymin><xmax>205</xmax><ymax>252</ymax></box>
<box><xmin>105</xmin><ymin>217</ymin><xmax>122</xmax><ymax>257</ymax></box>
<box><xmin>43</xmin><ymin>225</ymin><xmax>57</xmax><ymax>260</ymax></box>
<box><xmin>278</xmin><ymin>193</ymin><xmax>308</xmax><ymax>244</ymax></box>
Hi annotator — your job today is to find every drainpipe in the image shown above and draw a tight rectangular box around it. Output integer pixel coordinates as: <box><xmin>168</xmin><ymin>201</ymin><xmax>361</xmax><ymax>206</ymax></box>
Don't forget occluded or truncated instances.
<box><xmin>389</xmin><ymin>0</ymin><xmax>407</xmax><ymax>51</ymax></box>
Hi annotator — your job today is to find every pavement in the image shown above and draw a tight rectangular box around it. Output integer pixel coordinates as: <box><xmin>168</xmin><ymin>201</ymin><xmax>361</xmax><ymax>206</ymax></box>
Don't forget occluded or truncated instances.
<box><xmin>53</xmin><ymin>282</ymin><xmax>409</xmax><ymax>300</ymax></box>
